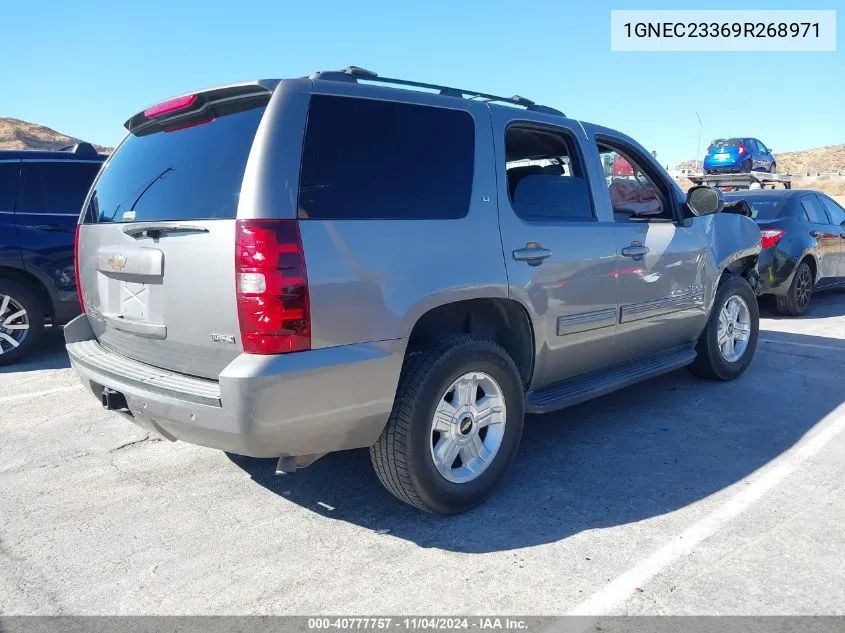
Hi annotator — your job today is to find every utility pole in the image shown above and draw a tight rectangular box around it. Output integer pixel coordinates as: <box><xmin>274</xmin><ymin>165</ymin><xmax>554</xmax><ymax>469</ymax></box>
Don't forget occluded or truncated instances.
<box><xmin>696</xmin><ymin>112</ymin><xmax>703</xmax><ymax>168</ymax></box>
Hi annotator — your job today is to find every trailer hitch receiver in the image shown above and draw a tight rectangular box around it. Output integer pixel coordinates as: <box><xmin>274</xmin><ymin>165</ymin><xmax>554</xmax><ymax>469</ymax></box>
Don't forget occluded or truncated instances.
<box><xmin>101</xmin><ymin>387</ymin><xmax>129</xmax><ymax>412</ymax></box>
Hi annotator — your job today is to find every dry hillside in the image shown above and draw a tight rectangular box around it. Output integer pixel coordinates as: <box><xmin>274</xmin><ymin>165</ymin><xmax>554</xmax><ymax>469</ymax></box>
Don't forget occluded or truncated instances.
<box><xmin>0</xmin><ymin>117</ymin><xmax>111</xmax><ymax>152</ymax></box>
<box><xmin>775</xmin><ymin>144</ymin><xmax>845</xmax><ymax>175</ymax></box>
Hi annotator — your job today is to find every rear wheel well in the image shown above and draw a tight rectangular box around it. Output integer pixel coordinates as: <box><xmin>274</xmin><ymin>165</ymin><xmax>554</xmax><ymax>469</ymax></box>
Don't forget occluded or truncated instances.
<box><xmin>800</xmin><ymin>255</ymin><xmax>817</xmax><ymax>281</ymax></box>
<box><xmin>408</xmin><ymin>299</ymin><xmax>535</xmax><ymax>390</ymax></box>
<box><xmin>0</xmin><ymin>267</ymin><xmax>53</xmax><ymax>319</ymax></box>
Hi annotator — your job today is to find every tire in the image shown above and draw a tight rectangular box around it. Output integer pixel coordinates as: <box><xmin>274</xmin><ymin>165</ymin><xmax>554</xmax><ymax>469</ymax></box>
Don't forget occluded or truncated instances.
<box><xmin>770</xmin><ymin>162</ymin><xmax>777</xmax><ymax>174</ymax></box>
<box><xmin>689</xmin><ymin>276</ymin><xmax>759</xmax><ymax>381</ymax></box>
<box><xmin>370</xmin><ymin>335</ymin><xmax>525</xmax><ymax>514</ymax></box>
<box><xmin>742</xmin><ymin>158</ymin><xmax>753</xmax><ymax>173</ymax></box>
<box><xmin>0</xmin><ymin>279</ymin><xmax>45</xmax><ymax>365</ymax></box>
<box><xmin>775</xmin><ymin>260</ymin><xmax>813</xmax><ymax>316</ymax></box>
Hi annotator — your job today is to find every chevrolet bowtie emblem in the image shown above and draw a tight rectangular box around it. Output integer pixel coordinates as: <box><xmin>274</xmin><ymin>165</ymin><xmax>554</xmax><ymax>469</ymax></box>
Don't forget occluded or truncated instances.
<box><xmin>107</xmin><ymin>253</ymin><xmax>127</xmax><ymax>272</ymax></box>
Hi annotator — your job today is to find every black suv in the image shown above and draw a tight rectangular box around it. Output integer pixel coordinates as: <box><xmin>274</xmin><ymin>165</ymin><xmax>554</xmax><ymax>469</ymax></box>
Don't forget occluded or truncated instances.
<box><xmin>0</xmin><ymin>143</ymin><xmax>106</xmax><ymax>364</ymax></box>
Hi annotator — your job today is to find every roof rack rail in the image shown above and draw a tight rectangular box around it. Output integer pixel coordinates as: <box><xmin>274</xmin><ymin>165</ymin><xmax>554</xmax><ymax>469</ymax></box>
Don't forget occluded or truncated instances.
<box><xmin>308</xmin><ymin>66</ymin><xmax>564</xmax><ymax>116</ymax></box>
<box><xmin>58</xmin><ymin>142</ymin><xmax>98</xmax><ymax>156</ymax></box>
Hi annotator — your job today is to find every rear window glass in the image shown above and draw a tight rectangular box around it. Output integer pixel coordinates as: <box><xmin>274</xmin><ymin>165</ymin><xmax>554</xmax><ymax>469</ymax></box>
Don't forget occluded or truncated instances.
<box><xmin>0</xmin><ymin>163</ymin><xmax>19</xmax><ymax>210</ymax></box>
<box><xmin>710</xmin><ymin>139</ymin><xmax>743</xmax><ymax>149</ymax></box>
<box><xmin>84</xmin><ymin>105</ymin><xmax>265</xmax><ymax>223</ymax></box>
<box><xmin>298</xmin><ymin>95</ymin><xmax>474</xmax><ymax>220</ymax></box>
<box><xmin>728</xmin><ymin>198</ymin><xmax>783</xmax><ymax>221</ymax></box>
<box><xmin>19</xmin><ymin>162</ymin><xmax>102</xmax><ymax>215</ymax></box>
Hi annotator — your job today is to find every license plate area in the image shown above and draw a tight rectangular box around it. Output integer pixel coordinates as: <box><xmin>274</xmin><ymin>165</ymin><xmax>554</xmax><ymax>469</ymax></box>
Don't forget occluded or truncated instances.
<box><xmin>95</xmin><ymin>245</ymin><xmax>165</xmax><ymax>336</ymax></box>
<box><xmin>119</xmin><ymin>281</ymin><xmax>150</xmax><ymax>321</ymax></box>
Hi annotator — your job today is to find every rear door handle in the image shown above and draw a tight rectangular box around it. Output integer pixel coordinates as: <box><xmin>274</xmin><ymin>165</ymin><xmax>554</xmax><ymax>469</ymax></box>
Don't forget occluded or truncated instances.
<box><xmin>513</xmin><ymin>246</ymin><xmax>552</xmax><ymax>264</ymax></box>
<box><xmin>621</xmin><ymin>245</ymin><xmax>650</xmax><ymax>258</ymax></box>
<box><xmin>34</xmin><ymin>224</ymin><xmax>75</xmax><ymax>233</ymax></box>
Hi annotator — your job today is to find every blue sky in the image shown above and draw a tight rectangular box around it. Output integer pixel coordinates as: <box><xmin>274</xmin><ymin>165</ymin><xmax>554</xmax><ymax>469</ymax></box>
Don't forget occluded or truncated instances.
<box><xmin>1</xmin><ymin>0</ymin><xmax>842</xmax><ymax>167</ymax></box>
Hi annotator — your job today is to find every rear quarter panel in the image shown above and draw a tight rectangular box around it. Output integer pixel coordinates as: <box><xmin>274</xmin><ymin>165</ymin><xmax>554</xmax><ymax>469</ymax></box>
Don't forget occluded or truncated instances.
<box><xmin>757</xmin><ymin>215</ymin><xmax>814</xmax><ymax>294</ymax></box>
<box><xmin>256</xmin><ymin>81</ymin><xmax>508</xmax><ymax>348</ymax></box>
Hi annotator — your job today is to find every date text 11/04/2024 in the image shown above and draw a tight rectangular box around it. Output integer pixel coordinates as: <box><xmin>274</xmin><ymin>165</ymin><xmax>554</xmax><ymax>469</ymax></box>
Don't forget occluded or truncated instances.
<box><xmin>307</xmin><ymin>618</ymin><xmax>529</xmax><ymax>630</ymax></box>
<box><xmin>623</xmin><ymin>22</ymin><xmax>820</xmax><ymax>38</ymax></box>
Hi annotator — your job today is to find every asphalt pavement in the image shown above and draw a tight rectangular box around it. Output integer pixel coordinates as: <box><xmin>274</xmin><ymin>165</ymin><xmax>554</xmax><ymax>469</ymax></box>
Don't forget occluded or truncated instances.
<box><xmin>2</xmin><ymin>292</ymin><xmax>844</xmax><ymax>615</ymax></box>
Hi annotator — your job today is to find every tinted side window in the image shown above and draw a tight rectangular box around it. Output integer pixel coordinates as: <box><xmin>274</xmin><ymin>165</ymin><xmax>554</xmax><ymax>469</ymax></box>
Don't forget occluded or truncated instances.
<box><xmin>801</xmin><ymin>196</ymin><xmax>828</xmax><ymax>224</ymax></box>
<box><xmin>0</xmin><ymin>163</ymin><xmax>20</xmax><ymax>211</ymax></box>
<box><xmin>298</xmin><ymin>96</ymin><xmax>474</xmax><ymax>220</ymax></box>
<box><xmin>19</xmin><ymin>162</ymin><xmax>101</xmax><ymax>215</ymax></box>
<box><xmin>819</xmin><ymin>196</ymin><xmax>845</xmax><ymax>225</ymax></box>
<box><xmin>18</xmin><ymin>164</ymin><xmax>45</xmax><ymax>214</ymax></box>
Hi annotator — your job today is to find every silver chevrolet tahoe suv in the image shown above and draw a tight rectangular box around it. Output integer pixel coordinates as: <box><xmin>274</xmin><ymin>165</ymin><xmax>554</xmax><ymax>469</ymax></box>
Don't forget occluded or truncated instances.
<box><xmin>66</xmin><ymin>67</ymin><xmax>762</xmax><ymax>514</ymax></box>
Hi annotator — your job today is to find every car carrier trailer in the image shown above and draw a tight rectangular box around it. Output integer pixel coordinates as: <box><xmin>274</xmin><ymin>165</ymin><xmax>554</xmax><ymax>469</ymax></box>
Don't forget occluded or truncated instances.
<box><xmin>687</xmin><ymin>172</ymin><xmax>792</xmax><ymax>191</ymax></box>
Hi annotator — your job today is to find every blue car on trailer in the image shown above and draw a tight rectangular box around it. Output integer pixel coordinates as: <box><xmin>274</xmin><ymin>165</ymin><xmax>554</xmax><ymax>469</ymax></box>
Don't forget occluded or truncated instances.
<box><xmin>703</xmin><ymin>137</ymin><xmax>777</xmax><ymax>175</ymax></box>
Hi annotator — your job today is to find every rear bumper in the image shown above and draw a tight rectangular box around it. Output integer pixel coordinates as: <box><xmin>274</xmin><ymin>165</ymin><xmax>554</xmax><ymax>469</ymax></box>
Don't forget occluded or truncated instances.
<box><xmin>703</xmin><ymin>160</ymin><xmax>743</xmax><ymax>174</ymax></box>
<box><xmin>64</xmin><ymin>315</ymin><xmax>406</xmax><ymax>458</ymax></box>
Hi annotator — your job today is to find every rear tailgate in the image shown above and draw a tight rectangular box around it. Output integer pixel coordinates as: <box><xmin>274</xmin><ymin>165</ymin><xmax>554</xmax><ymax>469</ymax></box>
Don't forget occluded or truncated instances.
<box><xmin>77</xmin><ymin>85</ymin><xmax>272</xmax><ymax>380</ymax></box>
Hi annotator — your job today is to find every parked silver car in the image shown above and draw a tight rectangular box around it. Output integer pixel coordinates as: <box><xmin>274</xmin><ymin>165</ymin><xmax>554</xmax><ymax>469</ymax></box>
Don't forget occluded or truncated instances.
<box><xmin>66</xmin><ymin>67</ymin><xmax>762</xmax><ymax>514</ymax></box>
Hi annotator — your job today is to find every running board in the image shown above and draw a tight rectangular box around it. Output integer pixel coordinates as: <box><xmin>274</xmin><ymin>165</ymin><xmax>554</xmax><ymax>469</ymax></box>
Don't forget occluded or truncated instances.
<box><xmin>525</xmin><ymin>347</ymin><xmax>698</xmax><ymax>414</ymax></box>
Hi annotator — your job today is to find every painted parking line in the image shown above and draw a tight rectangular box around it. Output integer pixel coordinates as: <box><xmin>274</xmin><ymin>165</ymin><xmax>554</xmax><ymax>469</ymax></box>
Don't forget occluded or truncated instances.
<box><xmin>759</xmin><ymin>337</ymin><xmax>845</xmax><ymax>352</ymax></box>
<box><xmin>564</xmin><ymin>401</ymin><xmax>845</xmax><ymax>617</ymax></box>
<box><xmin>0</xmin><ymin>384</ymin><xmax>83</xmax><ymax>405</ymax></box>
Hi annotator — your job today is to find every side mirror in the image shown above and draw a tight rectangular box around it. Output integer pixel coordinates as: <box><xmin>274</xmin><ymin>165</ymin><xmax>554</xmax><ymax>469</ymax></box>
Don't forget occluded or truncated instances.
<box><xmin>687</xmin><ymin>185</ymin><xmax>724</xmax><ymax>216</ymax></box>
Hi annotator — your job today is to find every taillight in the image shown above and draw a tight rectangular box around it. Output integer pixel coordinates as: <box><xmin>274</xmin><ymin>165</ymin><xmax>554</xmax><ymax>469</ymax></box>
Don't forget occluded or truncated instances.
<box><xmin>74</xmin><ymin>224</ymin><xmax>85</xmax><ymax>314</ymax></box>
<box><xmin>144</xmin><ymin>94</ymin><xmax>197</xmax><ymax>118</ymax></box>
<box><xmin>738</xmin><ymin>144</ymin><xmax>746</xmax><ymax>155</ymax></box>
<box><xmin>235</xmin><ymin>219</ymin><xmax>310</xmax><ymax>354</ymax></box>
<box><xmin>760</xmin><ymin>229</ymin><xmax>785</xmax><ymax>249</ymax></box>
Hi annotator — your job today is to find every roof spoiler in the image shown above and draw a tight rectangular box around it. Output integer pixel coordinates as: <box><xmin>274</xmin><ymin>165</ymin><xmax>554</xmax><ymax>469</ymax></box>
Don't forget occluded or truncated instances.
<box><xmin>58</xmin><ymin>142</ymin><xmax>98</xmax><ymax>156</ymax></box>
<box><xmin>125</xmin><ymin>80</ymin><xmax>279</xmax><ymax>134</ymax></box>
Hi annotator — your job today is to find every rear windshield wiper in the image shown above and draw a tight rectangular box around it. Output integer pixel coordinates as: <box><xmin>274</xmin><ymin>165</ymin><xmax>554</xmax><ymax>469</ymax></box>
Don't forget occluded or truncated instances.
<box><xmin>122</xmin><ymin>224</ymin><xmax>210</xmax><ymax>239</ymax></box>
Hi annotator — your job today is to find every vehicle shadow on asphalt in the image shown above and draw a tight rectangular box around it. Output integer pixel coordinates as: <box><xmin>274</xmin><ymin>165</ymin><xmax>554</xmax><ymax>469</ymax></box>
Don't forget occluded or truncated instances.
<box><xmin>0</xmin><ymin>326</ymin><xmax>70</xmax><ymax>373</ymax></box>
<box><xmin>757</xmin><ymin>287</ymin><xmax>845</xmax><ymax>320</ymax></box>
<box><xmin>228</xmin><ymin>321</ymin><xmax>845</xmax><ymax>553</ymax></box>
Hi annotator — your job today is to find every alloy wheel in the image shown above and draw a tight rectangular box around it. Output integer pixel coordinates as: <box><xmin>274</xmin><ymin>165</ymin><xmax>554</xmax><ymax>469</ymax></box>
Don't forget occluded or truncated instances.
<box><xmin>429</xmin><ymin>371</ymin><xmax>507</xmax><ymax>484</ymax></box>
<box><xmin>717</xmin><ymin>295</ymin><xmax>752</xmax><ymax>363</ymax></box>
<box><xmin>0</xmin><ymin>294</ymin><xmax>30</xmax><ymax>355</ymax></box>
<box><xmin>795</xmin><ymin>266</ymin><xmax>813</xmax><ymax>310</ymax></box>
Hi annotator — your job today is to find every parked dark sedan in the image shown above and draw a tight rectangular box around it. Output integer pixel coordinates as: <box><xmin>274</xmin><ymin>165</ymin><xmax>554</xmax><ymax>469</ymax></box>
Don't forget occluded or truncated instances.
<box><xmin>724</xmin><ymin>190</ymin><xmax>845</xmax><ymax>316</ymax></box>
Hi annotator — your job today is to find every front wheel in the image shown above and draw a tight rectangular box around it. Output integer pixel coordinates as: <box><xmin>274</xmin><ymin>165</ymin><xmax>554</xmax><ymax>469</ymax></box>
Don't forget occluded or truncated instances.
<box><xmin>769</xmin><ymin>162</ymin><xmax>777</xmax><ymax>174</ymax></box>
<box><xmin>370</xmin><ymin>335</ymin><xmax>524</xmax><ymax>514</ymax></box>
<box><xmin>689</xmin><ymin>276</ymin><xmax>759</xmax><ymax>381</ymax></box>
